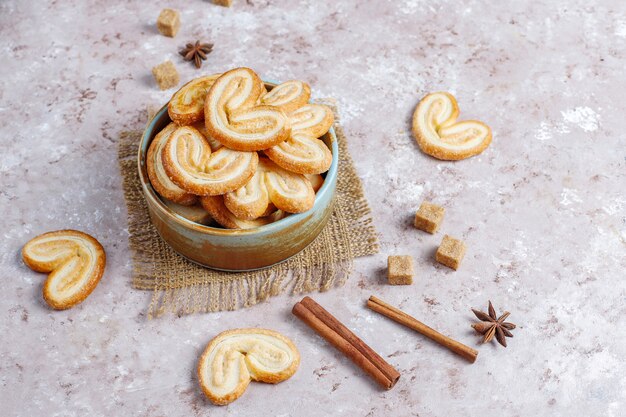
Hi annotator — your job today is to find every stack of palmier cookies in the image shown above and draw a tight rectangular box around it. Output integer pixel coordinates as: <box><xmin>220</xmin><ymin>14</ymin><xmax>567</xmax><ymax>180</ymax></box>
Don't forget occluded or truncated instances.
<box><xmin>147</xmin><ymin>67</ymin><xmax>334</xmax><ymax>229</ymax></box>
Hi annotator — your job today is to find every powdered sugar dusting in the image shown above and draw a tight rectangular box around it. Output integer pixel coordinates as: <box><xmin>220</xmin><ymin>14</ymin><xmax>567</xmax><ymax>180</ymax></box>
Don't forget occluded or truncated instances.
<box><xmin>561</xmin><ymin>107</ymin><xmax>600</xmax><ymax>132</ymax></box>
<box><xmin>615</xmin><ymin>20</ymin><xmax>626</xmax><ymax>38</ymax></box>
<box><xmin>560</xmin><ymin>188</ymin><xmax>583</xmax><ymax>206</ymax></box>
<box><xmin>535</xmin><ymin>120</ymin><xmax>571</xmax><ymax>141</ymax></box>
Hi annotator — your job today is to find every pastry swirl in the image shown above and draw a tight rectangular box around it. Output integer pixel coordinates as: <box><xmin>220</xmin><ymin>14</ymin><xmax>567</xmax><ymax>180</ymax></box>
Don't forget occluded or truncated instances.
<box><xmin>265</xmin><ymin>104</ymin><xmax>333</xmax><ymax>174</ymax></box>
<box><xmin>288</xmin><ymin>104</ymin><xmax>334</xmax><ymax>138</ymax></box>
<box><xmin>192</xmin><ymin>121</ymin><xmax>223</xmax><ymax>151</ymax></box>
<box><xmin>197</xmin><ymin>328</ymin><xmax>300</xmax><ymax>405</ymax></box>
<box><xmin>162</xmin><ymin>125</ymin><xmax>259</xmax><ymax>196</ymax></box>
<box><xmin>200</xmin><ymin>195</ymin><xmax>286</xmax><ymax>229</ymax></box>
<box><xmin>168</xmin><ymin>74</ymin><xmax>221</xmax><ymax>125</ymax></box>
<box><xmin>264</xmin><ymin>132</ymin><xmax>332</xmax><ymax>174</ymax></box>
<box><xmin>260</xmin><ymin>80</ymin><xmax>311</xmax><ymax>113</ymax></box>
<box><xmin>22</xmin><ymin>230</ymin><xmax>106</xmax><ymax>310</ymax></box>
<box><xmin>146</xmin><ymin>123</ymin><xmax>197</xmax><ymax>205</ymax></box>
<box><xmin>163</xmin><ymin>200</ymin><xmax>213</xmax><ymax>225</ymax></box>
<box><xmin>204</xmin><ymin>68</ymin><xmax>291</xmax><ymax>151</ymax></box>
<box><xmin>306</xmin><ymin>173</ymin><xmax>324</xmax><ymax>192</ymax></box>
<box><xmin>224</xmin><ymin>158</ymin><xmax>315</xmax><ymax>219</ymax></box>
<box><xmin>412</xmin><ymin>92</ymin><xmax>492</xmax><ymax>160</ymax></box>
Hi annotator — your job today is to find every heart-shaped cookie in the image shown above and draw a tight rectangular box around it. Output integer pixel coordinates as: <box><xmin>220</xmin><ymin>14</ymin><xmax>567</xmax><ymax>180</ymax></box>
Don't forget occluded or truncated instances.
<box><xmin>200</xmin><ymin>195</ymin><xmax>286</xmax><ymax>229</ymax></box>
<box><xmin>264</xmin><ymin>104</ymin><xmax>334</xmax><ymax>174</ymax></box>
<box><xmin>204</xmin><ymin>67</ymin><xmax>291</xmax><ymax>151</ymax></box>
<box><xmin>163</xmin><ymin>200</ymin><xmax>214</xmax><ymax>226</ymax></box>
<box><xmin>197</xmin><ymin>328</ymin><xmax>300</xmax><ymax>405</ymax></box>
<box><xmin>192</xmin><ymin>121</ymin><xmax>223</xmax><ymax>152</ymax></box>
<box><xmin>162</xmin><ymin>125</ymin><xmax>259</xmax><ymax>196</ymax></box>
<box><xmin>147</xmin><ymin>123</ymin><xmax>198</xmax><ymax>205</ymax></box>
<box><xmin>168</xmin><ymin>74</ymin><xmax>221</xmax><ymax>125</ymax></box>
<box><xmin>22</xmin><ymin>230</ymin><xmax>106</xmax><ymax>310</ymax></box>
<box><xmin>412</xmin><ymin>92</ymin><xmax>492</xmax><ymax>160</ymax></box>
<box><xmin>223</xmin><ymin>158</ymin><xmax>315</xmax><ymax>219</ymax></box>
<box><xmin>287</xmin><ymin>104</ymin><xmax>334</xmax><ymax>138</ymax></box>
<box><xmin>260</xmin><ymin>80</ymin><xmax>311</xmax><ymax>113</ymax></box>
<box><xmin>306</xmin><ymin>173</ymin><xmax>324</xmax><ymax>192</ymax></box>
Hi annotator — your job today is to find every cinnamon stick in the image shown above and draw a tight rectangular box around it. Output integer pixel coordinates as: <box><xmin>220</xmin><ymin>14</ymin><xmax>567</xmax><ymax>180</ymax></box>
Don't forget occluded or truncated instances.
<box><xmin>367</xmin><ymin>295</ymin><xmax>478</xmax><ymax>363</ymax></box>
<box><xmin>292</xmin><ymin>296</ymin><xmax>400</xmax><ymax>389</ymax></box>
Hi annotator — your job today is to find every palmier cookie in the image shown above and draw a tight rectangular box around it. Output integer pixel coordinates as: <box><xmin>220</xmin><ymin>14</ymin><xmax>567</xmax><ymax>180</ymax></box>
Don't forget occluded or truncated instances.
<box><xmin>163</xmin><ymin>200</ymin><xmax>213</xmax><ymax>225</ymax></box>
<box><xmin>306</xmin><ymin>173</ymin><xmax>324</xmax><ymax>192</ymax></box>
<box><xmin>197</xmin><ymin>328</ymin><xmax>300</xmax><ymax>405</ymax></box>
<box><xmin>264</xmin><ymin>132</ymin><xmax>332</xmax><ymax>175</ymax></box>
<box><xmin>192</xmin><ymin>121</ymin><xmax>223</xmax><ymax>152</ymax></box>
<box><xmin>223</xmin><ymin>158</ymin><xmax>315</xmax><ymax>220</ymax></box>
<box><xmin>147</xmin><ymin>123</ymin><xmax>197</xmax><ymax>206</ymax></box>
<box><xmin>264</xmin><ymin>104</ymin><xmax>334</xmax><ymax>174</ymax></box>
<box><xmin>22</xmin><ymin>230</ymin><xmax>106</xmax><ymax>310</ymax></box>
<box><xmin>162</xmin><ymin>125</ymin><xmax>259</xmax><ymax>196</ymax></box>
<box><xmin>200</xmin><ymin>196</ymin><xmax>286</xmax><ymax>229</ymax></box>
<box><xmin>168</xmin><ymin>74</ymin><xmax>221</xmax><ymax>125</ymax></box>
<box><xmin>412</xmin><ymin>92</ymin><xmax>492</xmax><ymax>160</ymax></box>
<box><xmin>260</xmin><ymin>80</ymin><xmax>311</xmax><ymax>113</ymax></box>
<box><xmin>204</xmin><ymin>67</ymin><xmax>291</xmax><ymax>151</ymax></box>
<box><xmin>288</xmin><ymin>104</ymin><xmax>334</xmax><ymax>138</ymax></box>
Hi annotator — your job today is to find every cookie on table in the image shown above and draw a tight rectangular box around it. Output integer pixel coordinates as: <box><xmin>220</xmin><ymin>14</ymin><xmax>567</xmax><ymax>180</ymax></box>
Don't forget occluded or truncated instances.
<box><xmin>22</xmin><ymin>230</ymin><xmax>106</xmax><ymax>310</ymax></box>
<box><xmin>412</xmin><ymin>92</ymin><xmax>491</xmax><ymax>160</ymax></box>
<box><xmin>197</xmin><ymin>328</ymin><xmax>300</xmax><ymax>405</ymax></box>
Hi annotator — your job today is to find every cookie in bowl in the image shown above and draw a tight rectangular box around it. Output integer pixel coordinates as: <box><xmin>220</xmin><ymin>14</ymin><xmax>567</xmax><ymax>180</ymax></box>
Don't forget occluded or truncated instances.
<box><xmin>138</xmin><ymin>67</ymin><xmax>338</xmax><ymax>270</ymax></box>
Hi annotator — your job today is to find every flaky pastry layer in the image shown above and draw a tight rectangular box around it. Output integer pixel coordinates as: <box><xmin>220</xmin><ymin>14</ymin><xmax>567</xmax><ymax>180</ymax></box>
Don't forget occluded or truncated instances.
<box><xmin>197</xmin><ymin>328</ymin><xmax>300</xmax><ymax>405</ymax></box>
<box><xmin>412</xmin><ymin>92</ymin><xmax>492</xmax><ymax>160</ymax></box>
<box><xmin>223</xmin><ymin>158</ymin><xmax>315</xmax><ymax>219</ymax></box>
<box><xmin>147</xmin><ymin>123</ymin><xmax>198</xmax><ymax>205</ymax></box>
<box><xmin>260</xmin><ymin>80</ymin><xmax>311</xmax><ymax>113</ymax></box>
<box><xmin>168</xmin><ymin>74</ymin><xmax>221</xmax><ymax>125</ymax></box>
<box><xmin>162</xmin><ymin>125</ymin><xmax>259</xmax><ymax>196</ymax></box>
<box><xmin>200</xmin><ymin>195</ymin><xmax>287</xmax><ymax>229</ymax></box>
<box><xmin>204</xmin><ymin>68</ymin><xmax>291</xmax><ymax>151</ymax></box>
<box><xmin>22</xmin><ymin>230</ymin><xmax>106</xmax><ymax>310</ymax></box>
<box><xmin>265</xmin><ymin>104</ymin><xmax>334</xmax><ymax>174</ymax></box>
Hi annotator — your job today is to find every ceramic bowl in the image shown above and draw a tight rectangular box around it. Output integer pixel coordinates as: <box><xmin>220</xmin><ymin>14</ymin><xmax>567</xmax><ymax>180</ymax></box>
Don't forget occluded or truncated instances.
<box><xmin>137</xmin><ymin>82</ymin><xmax>339</xmax><ymax>271</ymax></box>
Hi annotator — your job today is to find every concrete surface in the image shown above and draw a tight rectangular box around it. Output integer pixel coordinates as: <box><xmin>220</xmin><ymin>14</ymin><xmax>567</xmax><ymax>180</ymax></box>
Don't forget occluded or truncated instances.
<box><xmin>1</xmin><ymin>0</ymin><xmax>625</xmax><ymax>416</ymax></box>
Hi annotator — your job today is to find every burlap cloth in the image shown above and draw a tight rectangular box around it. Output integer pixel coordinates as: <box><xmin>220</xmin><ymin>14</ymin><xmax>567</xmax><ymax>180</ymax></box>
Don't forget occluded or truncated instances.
<box><xmin>118</xmin><ymin>101</ymin><xmax>379</xmax><ymax>317</ymax></box>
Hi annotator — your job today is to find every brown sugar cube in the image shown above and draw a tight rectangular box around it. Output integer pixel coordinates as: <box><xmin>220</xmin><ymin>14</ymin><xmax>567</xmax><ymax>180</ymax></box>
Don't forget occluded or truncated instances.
<box><xmin>387</xmin><ymin>255</ymin><xmax>414</xmax><ymax>285</ymax></box>
<box><xmin>435</xmin><ymin>235</ymin><xmax>466</xmax><ymax>270</ymax></box>
<box><xmin>156</xmin><ymin>9</ymin><xmax>180</xmax><ymax>37</ymax></box>
<box><xmin>152</xmin><ymin>61</ymin><xmax>179</xmax><ymax>90</ymax></box>
<box><xmin>414</xmin><ymin>201</ymin><xmax>445</xmax><ymax>234</ymax></box>
<box><xmin>213</xmin><ymin>0</ymin><xmax>233</xmax><ymax>6</ymax></box>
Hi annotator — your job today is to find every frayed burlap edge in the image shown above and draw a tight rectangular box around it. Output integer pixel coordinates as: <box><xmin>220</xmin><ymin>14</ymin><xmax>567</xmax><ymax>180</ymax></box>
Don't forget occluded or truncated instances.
<box><xmin>118</xmin><ymin>101</ymin><xmax>378</xmax><ymax>317</ymax></box>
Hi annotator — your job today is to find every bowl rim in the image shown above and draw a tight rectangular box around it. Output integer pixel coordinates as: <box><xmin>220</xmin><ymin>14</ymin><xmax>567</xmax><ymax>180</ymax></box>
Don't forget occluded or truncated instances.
<box><xmin>137</xmin><ymin>82</ymin><xmax>339</xmax><ymax>236</ymax></box>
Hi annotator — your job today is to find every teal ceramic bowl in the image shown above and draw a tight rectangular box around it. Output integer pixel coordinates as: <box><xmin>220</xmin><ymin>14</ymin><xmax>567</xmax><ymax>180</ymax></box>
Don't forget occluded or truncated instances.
<box><xmin>137</xmin><ymin>83</ymin><xmax>339</xmax><ymax>271</ymax></box>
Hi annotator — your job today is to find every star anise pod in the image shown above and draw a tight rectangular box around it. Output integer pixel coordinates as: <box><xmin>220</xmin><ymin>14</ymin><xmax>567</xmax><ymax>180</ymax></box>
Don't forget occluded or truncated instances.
<box><xmin>179</xmin><ymin>41</ymin><xmax>213</xmax><ymax>69</ymax></box>
<box><xmin>471</xmin><ymin>301</ymin><xmax>516</xmax><ymax>347</ymax></box>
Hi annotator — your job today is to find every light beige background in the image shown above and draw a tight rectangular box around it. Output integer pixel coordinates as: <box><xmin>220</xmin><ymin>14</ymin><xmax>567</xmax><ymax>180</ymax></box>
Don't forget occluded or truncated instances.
<box><xmin>1</xmin><ymin>1</ymin><xmax>624</xmax><ymax>416</ymax></box>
